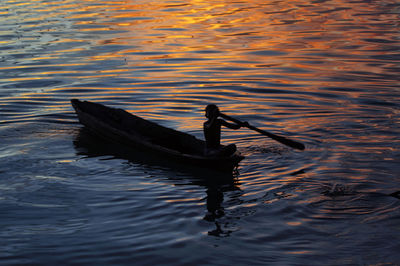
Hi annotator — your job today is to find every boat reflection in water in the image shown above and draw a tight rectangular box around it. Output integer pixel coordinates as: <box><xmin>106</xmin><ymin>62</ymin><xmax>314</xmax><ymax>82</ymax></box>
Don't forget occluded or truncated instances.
<box><xmin>73</xmin><ymin>127</ymin><xmax>241</xmax><ymax>235</ymax></box>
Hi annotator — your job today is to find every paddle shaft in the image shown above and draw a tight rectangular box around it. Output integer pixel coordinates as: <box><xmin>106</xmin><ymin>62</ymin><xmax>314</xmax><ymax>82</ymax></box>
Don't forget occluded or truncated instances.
<box><xmin>220</xmin><ymin>113</ymin><xmax>305</xmax><ymax>150</ymax></box>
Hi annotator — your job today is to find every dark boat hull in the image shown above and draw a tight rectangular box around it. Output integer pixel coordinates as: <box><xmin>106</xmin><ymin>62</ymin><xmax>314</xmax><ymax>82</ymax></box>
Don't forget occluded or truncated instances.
<box><xmin>71</xmin><ymin>99</ymin><xmax>244</xmax><ymax>172</ymax></box>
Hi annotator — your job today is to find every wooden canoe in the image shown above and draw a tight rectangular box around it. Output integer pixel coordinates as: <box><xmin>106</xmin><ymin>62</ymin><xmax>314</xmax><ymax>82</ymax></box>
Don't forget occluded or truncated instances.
<box><xmin>71</xmin><ymin>99</ymin><xmax>244</xmax><ymax>172</ymax></box>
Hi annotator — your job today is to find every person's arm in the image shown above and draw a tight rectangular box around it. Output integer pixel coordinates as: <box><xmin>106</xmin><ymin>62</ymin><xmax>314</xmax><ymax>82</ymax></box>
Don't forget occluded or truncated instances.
<box><xmin>220</xmin><ymin>119</ymin><xmax>247</xmax><ymax>129</ymax></box>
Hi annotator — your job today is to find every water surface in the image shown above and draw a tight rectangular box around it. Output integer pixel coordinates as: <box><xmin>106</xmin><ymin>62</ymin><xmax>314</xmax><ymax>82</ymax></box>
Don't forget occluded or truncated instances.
<box><xmin>1</xmin><ymin>0</ymin><xmax>400</xmax><ymax>265</ymax></box>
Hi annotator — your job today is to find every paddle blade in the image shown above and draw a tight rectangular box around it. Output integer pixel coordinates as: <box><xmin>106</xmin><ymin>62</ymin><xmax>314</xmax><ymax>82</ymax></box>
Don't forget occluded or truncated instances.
<box><xmin>220</xmin><ymin>113</ymin><xmax>305</xmax><ymax>151</ymax></box>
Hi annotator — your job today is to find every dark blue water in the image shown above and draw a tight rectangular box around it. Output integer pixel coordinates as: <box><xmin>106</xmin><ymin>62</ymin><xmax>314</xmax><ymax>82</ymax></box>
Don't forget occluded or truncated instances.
<box><xmin>1</xmin><ymin>0</ymin><xmax>399</xmax><ymax>265</ymax></box>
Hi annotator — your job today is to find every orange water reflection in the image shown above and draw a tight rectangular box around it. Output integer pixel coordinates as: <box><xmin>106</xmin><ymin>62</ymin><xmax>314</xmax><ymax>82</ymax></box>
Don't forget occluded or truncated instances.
<box><xmin>1</xmin><ymin>1</ymin><xmax>399</xmax><ymax>262</ymax></box>
<box><xmin>2</xmin><ymin>0</ymin><xmax>399</xmax><ymax>182</ymax></box>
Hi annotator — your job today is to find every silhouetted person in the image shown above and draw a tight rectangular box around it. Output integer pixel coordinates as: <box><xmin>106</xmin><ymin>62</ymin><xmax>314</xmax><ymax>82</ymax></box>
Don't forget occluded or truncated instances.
<box><xmin>203</xmin><ymin>104</ymin><xmax>247</xmax><ymax>156</ymax></box>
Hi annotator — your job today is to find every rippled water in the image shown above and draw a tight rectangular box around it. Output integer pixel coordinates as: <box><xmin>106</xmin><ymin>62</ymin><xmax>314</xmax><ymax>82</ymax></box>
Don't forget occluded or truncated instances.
<box><xmin>1</xmin><ymin>0</ymin><xmax>400</xmax><ymax>264</ymax></box>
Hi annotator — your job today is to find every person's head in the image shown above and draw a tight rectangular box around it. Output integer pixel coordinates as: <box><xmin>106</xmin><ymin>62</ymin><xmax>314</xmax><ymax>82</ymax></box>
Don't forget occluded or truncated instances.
<box><xmin>205</xmin><ymin>104</ymin><xmax>219</xmax><ymax>119</ymax></box>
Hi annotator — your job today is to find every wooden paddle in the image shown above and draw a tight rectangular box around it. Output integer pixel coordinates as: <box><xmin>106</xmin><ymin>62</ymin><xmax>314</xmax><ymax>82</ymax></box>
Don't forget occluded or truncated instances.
<box><xmin>220</xmin><ymin>113</ymin><xmax>305</xmax><ymax>151</ymax></box>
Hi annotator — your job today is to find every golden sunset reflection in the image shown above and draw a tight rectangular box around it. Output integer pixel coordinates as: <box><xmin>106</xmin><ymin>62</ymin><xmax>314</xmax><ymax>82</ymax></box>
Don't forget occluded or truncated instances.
<box><xmin>1</xmin><ymin>0</ymin><xmax>398</xmax><ymax>190</ymax></box>
<box><xmin>1</xmin><ymin>0</ymin><xmax>399</xmax><ymax>263</ymax></box>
